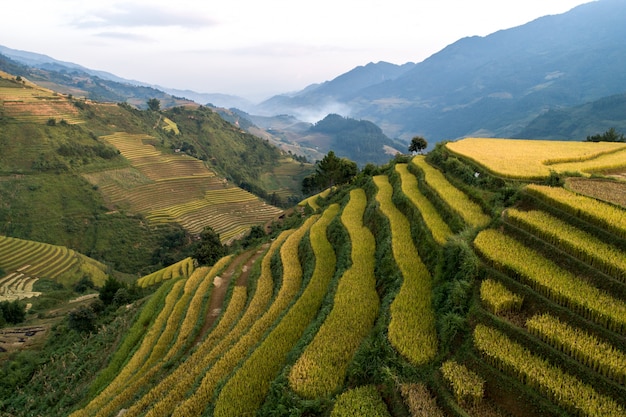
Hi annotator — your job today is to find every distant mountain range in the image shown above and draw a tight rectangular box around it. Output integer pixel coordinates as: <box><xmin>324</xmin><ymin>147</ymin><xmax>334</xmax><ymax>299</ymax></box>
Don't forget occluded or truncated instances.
<box><xmin>3</xmin><ymin>0</ymin><xmax>626</xmax><ymax>154</ymax></box>
<box><xmin>253</xmin><ymin>0</ymin><xmax>626</xmax><ymax>144</ymax></box>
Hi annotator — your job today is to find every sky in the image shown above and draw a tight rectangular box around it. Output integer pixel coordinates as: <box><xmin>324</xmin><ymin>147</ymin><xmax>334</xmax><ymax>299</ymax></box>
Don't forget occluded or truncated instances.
<box><xmin>1</xmin><ymin>0</ymin><xmax>594</xmax><ymax>102</ymax></box>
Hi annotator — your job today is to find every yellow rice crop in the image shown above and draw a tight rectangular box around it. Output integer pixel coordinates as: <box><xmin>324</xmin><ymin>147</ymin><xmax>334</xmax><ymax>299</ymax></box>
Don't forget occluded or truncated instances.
<box><xmin>395</xmin><ymin>163</ymin><xmax>452</xmax><ymax>244</ymax></box>
<box><xmin>289</xmin><ymin>189</ymin><xmax>378</xmax><ymax>398</ymax></box>
<box><xmin>130</xmin><ymin>233</ymin><xmax>290</xmax><ymax>417</ymax></box>
<box><xmin>474</xmin><ymin>323</ymin><xmax>625</xmax><ymax>417</ymax></box>
<box><xmin>480</xmin><ymin>278</ymin><xmax>523</xmax><ymax>315</ymax></box>
<box><xmin>526</xmin><ymin>314</ymin><xmax>626</xmax><ymax>384</ymax></box>
<box><xmin>440</xmin><ymin>360</ymin><xmax>484</xmax><ymax>406</ymax></box>
<box><xmin>524</xmin><ymin>184</ymin><xmax>626</xmax><ymax>240</ymax></box>
<box><xmin>411</xmin><ymin>156</ymin><xmax>490</xmax><ymax>228</ymax></box>
<box><xmin>474</xmin><ymin>229</ymin><xmax>626</xmax><ymax>334</ymax></box>
<box><xmin>330</xmin><ymin>385</ymin><xmax>391</xmax><ymax>417</ymax></box>
<box><xmin>70</xmin><ymin>279</ymin><xmax>186</xmax><ymax>417</ymax></box>
<box><xmin>374</xmin><ymin>175</ymin><xmax>438</xmax><ymax>366</ymax></box>
<box><xmin>213</xmin><ymin>206</ymin><xmax>339</xmax><ymax>417</ymax></box>
<box><xmin>446</xmin><ymin>138</ymin><xmax>626</xmax><ymax>179</ymax></box>
<box><xmin>171</xmin><ymin>218</ymin><xmax>316</xmax><ymax>417</ymax></box>
<box><xmin>506</xmin><ymin>208</ymin><xmax>626</xmax><ymax>282</ymax></box>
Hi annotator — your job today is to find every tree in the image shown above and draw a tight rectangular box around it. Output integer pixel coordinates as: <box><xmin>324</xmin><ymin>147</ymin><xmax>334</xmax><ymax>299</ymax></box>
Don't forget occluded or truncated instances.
<box><xmin>409</xmin><ymin>136</ymin><xmax>428</xmax><ymax>154</ymax></box>
<box><xmin>586</xmin><ymin>127</ymin><xmax>625</xmax><ymax>142</ymax></box>
<box><xmin>302</xmin><ymin>151</ymin><xmax>358</xmax><ymax>194</ymax></box>
<box><xmin>147</xmin><ymin>98</ymin><xmax>161</xmax><ymax>112</ymax></box>
<box><xmin>68</xmin><ymin>305</ymin><xmax>97</xmax><ymax>333</ymax></box>
<box><xmin>194</xmin><ymin>226</ymin><xmax>226</xmax><ymax>265</ymax></box>
<box><xmin>0</xmin><ymin>300</ymin><xmax>26</xmax><ymax>325</ymax></box>
<box><xmin>99</xmin><ymin>276</ymin><xmax>125</xmax><ymax>306</ymax></box>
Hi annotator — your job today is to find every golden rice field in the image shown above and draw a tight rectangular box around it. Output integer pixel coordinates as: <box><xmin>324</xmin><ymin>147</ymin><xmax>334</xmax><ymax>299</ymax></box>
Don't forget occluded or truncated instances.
<box><xmin>446</xmin><ymin>138</ymin><xmax>626</xmax><ymax>179</ymax></box>
<box><xmin>87</xmin><ymin>132</ymin><xmax>283</xmax><ymax>240</ymax></box>
<box><xmin>25</xmin><ymin>130</ymin><xmax>626</xmax><ymax>417</ymax></box>
<box><xmin>0</xmin><ymin>79</ymin><xmax>83</xmax><ymax>124</ymax></box>
<box><xmin>0</xmin><ymin>235</ymin><xmax>107</xmax><ymax>301</ymax></box>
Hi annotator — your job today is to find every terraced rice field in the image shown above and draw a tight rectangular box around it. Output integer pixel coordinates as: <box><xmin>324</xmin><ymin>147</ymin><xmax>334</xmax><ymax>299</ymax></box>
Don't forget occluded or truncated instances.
<box><xmin>446</xmin><ymin>137</ymin><xmax>626</xmax><ymax>179</ymax></box>
<box><xmin>0</xmin><ymin>83</ymin><xmax>83</xmax><ymax>124</ymax></box>
<box><xmin>88</xmin><ymin>133</ymin><xmax>283</xmax><ymax>241</ymax></box>
<box><xmin>0</xmin><ymin>235</ymin><xmax>107</xmax><ymax>301</ymax></box>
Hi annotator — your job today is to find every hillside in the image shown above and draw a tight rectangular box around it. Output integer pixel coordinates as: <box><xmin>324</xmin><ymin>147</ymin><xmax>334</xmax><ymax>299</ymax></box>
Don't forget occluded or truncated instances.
<box><xmin>3</xmin><ymin>136</ymin><xmax>625</xmax><ymax>416</ymax></box>
<box><xmin>0</xmin><ymin>71</ymin><xmax>311</xmax><ymax>276</ymax></box>
<box><xmin>517</xmin><ymin>93</ymin><xmax>626</xmax><ymax>140</ymax></box>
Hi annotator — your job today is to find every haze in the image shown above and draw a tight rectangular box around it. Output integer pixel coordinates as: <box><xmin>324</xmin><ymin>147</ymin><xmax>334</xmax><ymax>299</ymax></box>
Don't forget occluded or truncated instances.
<box><xmin>1</xmin><ymin>0</ymin><xmax>593</xmax><ymax>101</ymax></box>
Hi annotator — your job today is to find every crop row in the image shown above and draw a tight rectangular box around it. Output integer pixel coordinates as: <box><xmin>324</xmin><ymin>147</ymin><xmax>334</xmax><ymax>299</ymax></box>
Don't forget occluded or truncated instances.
<box><xmin>440</xmin><ymin>359</ymin><xmax>484</xmax><ymax>406</ymax></box>
<box><xmin>506</xmin><ymin>208</ymin><xmax>626</xmax><ymax>282</ymax></box>
<box><xmin>71</xmin><ymin>279</ymin><xmax>187</xmax><ymax>417</ymax></box>
<box><xmin>479</xmin><ymin>278</ymin><xmax>524</xmax><ymax>315</ymax></box>
<box><xmin>0</xmin><ymin>235</ymin><xmax>107</xmax><ymax>286</ymax></box>
<box><xmin>102</xmin><ymin>177</ymin><xmax>223</xmax><ymax>212</ymax></box>
<box><xmin>299</xmin><ymin>187</ymin><xmax>331</xmax><ymax>211</ymax></box>
<box><xmin>213</xmin><ymin>206</ymin><xmax>340</xmax><ymax>417</ymax></box>
<box><xmin>92</xmin><ymin>259</ymin><xmax>232</xmax><ymax>417</ymax></box>
<box><xmin>137</xmin><ymin>257</ymin><xmax>194</xmax><ymax>287</ymax></box>
<box><xmin>445</xmin><ymin>138</ymin><xmax>626</xmax><ymax>180</ymax></box>
<box><xmin>473</xmin><ymin>229</ymin><xmax>626</xmax><ymax>334</ymax></box>
<box><xmin>474</xmin><ymin>323</ymin><xmax>625</xmax><ymax>417</ymax></box>
<box><xmin>330</xmin><ymin>385</ymin><xmax>391</xmax><ymax>417</ymax></box>
<box><xmin>525</xmin><ymin>184</ymin><xmax>626</xmax><ymax>240</ymax></box>
<box><xmin>526</xmin><ymin>313</ymin><xmax>626</xmax><ymax>385</ymax></box>
<box><xmin>395</xmin><ymin>163</ymin><xmax>452</xmax><ymax>245</ymax></box>
<box><xmin>130</xmin><ymin>234</ymin><xmax>289</xmax><ymax>417</ymax></box>
<box><xmin>289</xmin><ymin>190</ymin><xmax>378</xmax><ymax>398</ymax></box>
<box><xmin>127</xmin><ymin>284</ymin><xmax>247</xmax><ymax>417</ymax></box>
<box><xmin>411</xmin><ymin>156</ymin><xmax>490</xmax><ymax>228</ymax></box>
<box><xmin>374</xmin><ymin>175</ymin><xmax>438</xmax><ymax>365</ymax></box>
<box><xmin>149</xmin><ymin>200</ymin><xmax>282</xmax><ymax>238</ymax></box>
<box><xmin>170</xmin><ymin>219</ymin><xmax>316</xmax><ymax>417</ymax></box>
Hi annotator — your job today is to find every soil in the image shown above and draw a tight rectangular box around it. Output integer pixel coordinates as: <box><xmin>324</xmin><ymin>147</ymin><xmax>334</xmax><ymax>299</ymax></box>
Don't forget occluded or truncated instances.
<box><xmin>194</xmin><ymin>243</ymin><xmax>269</xmax><ymax>344</ymax></box>
<box><xmin>0</xmin><ymin>325</ymin><xmax>47</xmax><ymax>353</ymax></box>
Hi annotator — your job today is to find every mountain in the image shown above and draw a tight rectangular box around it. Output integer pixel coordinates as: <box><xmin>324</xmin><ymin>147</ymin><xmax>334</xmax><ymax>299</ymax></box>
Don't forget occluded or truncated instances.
<box><xmin>255</xmin><ymin>0</ymin><xmax>626</xmax><ymax>144</ymax></box>
<box><xmin>254</xmin><ymin>61</ymin><xmax>416</xmax><ymax>121</ymax></box>
<box><xmin>0</xmin><ymin>49</ymin><xmax>195</xmax><ymax>109</ymax></box>
<box><xmin>517</xmin><ymin>93</ymin><xmax>626</xmax><ymax>140</ymax></box>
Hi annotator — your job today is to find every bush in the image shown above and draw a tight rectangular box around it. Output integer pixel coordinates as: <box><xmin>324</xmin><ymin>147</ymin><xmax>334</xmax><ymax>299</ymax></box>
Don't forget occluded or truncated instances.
<box><xmin>0</xmin><ymin>300</ymin><xmax>26</xmax><ymax>325</ymax></box>
<box><xmin>68</xmin><ymin>305</ymin><xmax>97</xmax><ymax>333</ymax></box>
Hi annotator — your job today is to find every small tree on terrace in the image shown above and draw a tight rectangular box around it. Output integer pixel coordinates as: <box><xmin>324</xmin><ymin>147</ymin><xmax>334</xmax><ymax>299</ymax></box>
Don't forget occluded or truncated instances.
<box><xmin>409</xmin><ymin>136</ymin><xmax>428</xmax><ymax>154</ymax></box>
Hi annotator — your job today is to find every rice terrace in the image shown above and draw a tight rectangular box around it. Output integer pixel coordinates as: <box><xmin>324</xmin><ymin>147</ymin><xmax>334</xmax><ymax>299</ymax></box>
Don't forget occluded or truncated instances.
<box><xmin>2</xmin><ymin>70</ymin><xmax>626</xmax><ymax>417</ymax></box>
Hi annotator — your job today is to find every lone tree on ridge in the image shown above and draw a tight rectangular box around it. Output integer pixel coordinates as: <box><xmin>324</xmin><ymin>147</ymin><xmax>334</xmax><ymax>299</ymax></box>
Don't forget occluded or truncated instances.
<box><xmin>409</xmin><ymin>136</ymin><xmax>428</xmax><ymax>154</ymax></box>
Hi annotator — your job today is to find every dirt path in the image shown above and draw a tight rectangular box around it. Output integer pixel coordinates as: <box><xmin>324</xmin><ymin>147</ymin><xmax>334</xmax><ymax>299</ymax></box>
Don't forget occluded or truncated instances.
<box><xmin>194</xmin><ymin>244</ymin><xmax>269</xmax><ymax>344</ymax></box>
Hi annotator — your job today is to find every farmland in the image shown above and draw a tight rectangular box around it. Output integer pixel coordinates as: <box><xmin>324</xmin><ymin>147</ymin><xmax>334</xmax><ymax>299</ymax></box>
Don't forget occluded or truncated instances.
<box><xmin>86</xmin><ymin>132</ymin><xmax>283</xmax><ymax>242</ymax></box>
<box><xmin>56</xmin><ymin>138</ymin><xmax>626</xmax><ymax>417</ymax></box>
<box><xmin>0</xmin><ymin>235</ymin><xmax>107</xmax><ymax>301</ymax></box>
<box><xmin>446</xmin><ymin>137</ymin><xmax>626</xmax><ymax>179</ymax></box>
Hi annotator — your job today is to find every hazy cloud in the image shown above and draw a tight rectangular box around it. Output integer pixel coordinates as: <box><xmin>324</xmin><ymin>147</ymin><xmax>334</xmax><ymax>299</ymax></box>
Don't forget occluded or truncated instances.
<box><xmin>93</xmin><ymin>31</ymin><xmax>155</xmax><ymax>42</ymax></box>
<box><xmin>72</xmin><ymin>4</ymin><xmax>217</xmax><ymax>29</ymax></box>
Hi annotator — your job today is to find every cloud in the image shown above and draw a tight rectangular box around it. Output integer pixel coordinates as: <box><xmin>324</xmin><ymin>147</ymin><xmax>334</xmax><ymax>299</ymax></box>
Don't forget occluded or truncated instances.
<box><xmin>93</xmin><ymin>31</ymin><xmax>154</xmax><ymax>42</ymax></box>
<box><xmin>72</xmin><ymin>3</ymin><xmax>217</xmax><ymax>29</ymax></box>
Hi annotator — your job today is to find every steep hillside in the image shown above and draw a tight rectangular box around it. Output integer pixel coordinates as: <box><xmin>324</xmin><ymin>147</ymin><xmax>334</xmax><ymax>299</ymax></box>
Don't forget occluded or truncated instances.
<box><xmin>517</xmin><ymin>93</ymin><xmax>626</xmax><ymax>140</ymax></box>
<box><xmin>0</xmin><ymin>71</ymin><xmax>310</xmax><ymax>274</ymax></box>
<box><xmin>5</xmin><ymin>137</ymin><xmax>624</xmax><ymax>416</ymax></box>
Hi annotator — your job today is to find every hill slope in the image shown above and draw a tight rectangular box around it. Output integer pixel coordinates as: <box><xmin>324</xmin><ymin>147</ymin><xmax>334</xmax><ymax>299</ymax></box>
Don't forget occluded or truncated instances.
<box><xmin>0</xmin><ymin>71</ymin><xmax>311</xmax><ymax>274</ymax></box>
<box><xmin>8</xmin><ymin>138</ymin><xmax>623</xmax><ymax>416</ymax></box>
